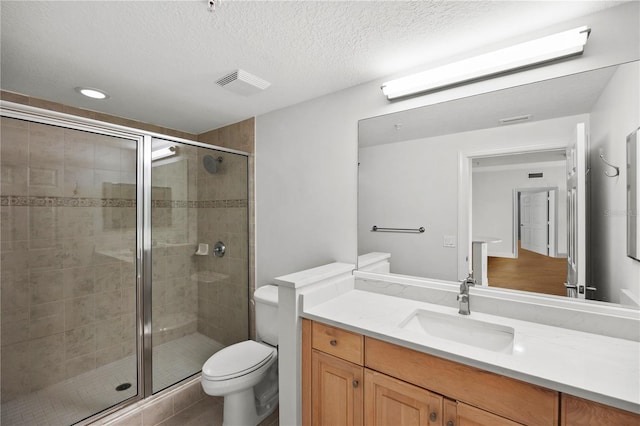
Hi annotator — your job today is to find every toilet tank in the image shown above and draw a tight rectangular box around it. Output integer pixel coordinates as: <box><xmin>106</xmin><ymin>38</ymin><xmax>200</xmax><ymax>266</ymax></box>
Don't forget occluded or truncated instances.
<box><xmin>254</xmin><ymin>284</ymin><xmax>279</xmax><ymax>346</ymax></box>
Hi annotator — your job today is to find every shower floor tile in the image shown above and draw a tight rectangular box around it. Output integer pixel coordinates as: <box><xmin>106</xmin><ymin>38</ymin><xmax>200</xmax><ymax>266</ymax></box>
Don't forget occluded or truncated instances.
<box><xmin>153</xmin><ymin>333</ymin><xmax>223</xmax><ymax>393</ymax></box>
<box><xmin>1</xmin><ymin>333</ymin><xmax>222</xmax><ymax>426</ymax></box>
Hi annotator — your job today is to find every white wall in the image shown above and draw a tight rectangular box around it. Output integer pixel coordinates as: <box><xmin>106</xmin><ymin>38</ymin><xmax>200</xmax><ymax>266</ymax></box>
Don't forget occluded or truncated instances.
<box><xmin>473</xmin><ymin>163</ymin><xmax>567</xmax><ymax>258</ymax></box>
<box><xmin>589</xmin><ymin>61</ymin><xmax>640</xmax><ymax>304</ymax></box>
<box><xmin>254</xmin><ymin>89</ymin><xmax>361</xmax><ymax>284</ymax></box>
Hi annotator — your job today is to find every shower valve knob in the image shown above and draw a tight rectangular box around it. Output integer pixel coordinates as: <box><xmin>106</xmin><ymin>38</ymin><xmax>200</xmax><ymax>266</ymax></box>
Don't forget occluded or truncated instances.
<box><xmin>213</xmin><ymin>241</ymin><xmax>226</xmax><ymax>257</ymax></box>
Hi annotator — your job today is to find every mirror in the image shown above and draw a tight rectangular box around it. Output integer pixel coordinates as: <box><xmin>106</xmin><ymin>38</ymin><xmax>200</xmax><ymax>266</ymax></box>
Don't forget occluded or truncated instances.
<box><xmin>358</xmin><ymin>61</ymin><xmax>640</xmax><ymax>306</ymax></box>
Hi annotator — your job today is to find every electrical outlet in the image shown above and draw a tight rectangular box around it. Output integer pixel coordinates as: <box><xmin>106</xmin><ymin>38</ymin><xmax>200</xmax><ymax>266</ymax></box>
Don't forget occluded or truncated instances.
<box><xmin>443</xmin><ymin>235</ymin><xmax>456</xmax><ymax>248</ymax></box>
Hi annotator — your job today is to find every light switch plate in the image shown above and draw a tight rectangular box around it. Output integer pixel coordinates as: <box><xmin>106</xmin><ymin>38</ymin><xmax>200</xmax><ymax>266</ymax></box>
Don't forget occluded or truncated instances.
<box><xmin>443</xmin><ymin>235</ymin><xmax>456</xmax><ymax>248</ymax></box>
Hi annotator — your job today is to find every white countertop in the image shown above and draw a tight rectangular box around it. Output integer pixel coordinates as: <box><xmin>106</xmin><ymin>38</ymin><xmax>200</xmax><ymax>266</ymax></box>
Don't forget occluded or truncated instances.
<box><xmin>302</xmin><ymin>289</ymin><xmax>640</xmax><ymax>414</ymax></box>
<box><xmin>472</xmin><ymin>235</ymin><xmax>502</xmax><ymax>243</ymax></box>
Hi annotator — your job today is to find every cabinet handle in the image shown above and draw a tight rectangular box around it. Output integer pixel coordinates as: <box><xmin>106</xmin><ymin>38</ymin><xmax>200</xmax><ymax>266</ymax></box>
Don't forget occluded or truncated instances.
<box><xmin>329</xmin><ymin>339</ymin><xmax>337</xmax><ymax>346</ymax></box>
<box><xmin>446</xmin><ymin>421</ymin><xmax>454</xmax><ymax>426</ymax></box>
<box><xmin>352</xmin><ymin>380</ymin><xmax>359</xmax><ymax>388</ymax></box>
<box><xmin>429</xmin><ymin>412</ymin><xmax>437</xmax><ymax>422</ymax></box>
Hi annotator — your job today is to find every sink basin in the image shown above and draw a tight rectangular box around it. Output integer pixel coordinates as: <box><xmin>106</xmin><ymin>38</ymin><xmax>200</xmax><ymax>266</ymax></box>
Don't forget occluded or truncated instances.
<box><xmin>399</xmin><ymin>309</ymin><xmax>514</xmax><ymax>353</ymax></box>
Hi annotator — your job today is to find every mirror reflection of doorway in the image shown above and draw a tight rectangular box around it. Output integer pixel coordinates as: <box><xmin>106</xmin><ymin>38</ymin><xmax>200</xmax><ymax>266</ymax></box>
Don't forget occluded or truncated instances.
<box><xmin>520</xmin><ymin>189</ymin><xmax>551</xmax><ymax>256</ymax></box>
<box><xmin>472</xmin><ymin>151</ymin><xmax>568</xmax><ymax>296</ymax></box>
<box><xmin>497</xmin><ymin>188</ymin><xmax>567</xmax><ymax>296</ymax></box>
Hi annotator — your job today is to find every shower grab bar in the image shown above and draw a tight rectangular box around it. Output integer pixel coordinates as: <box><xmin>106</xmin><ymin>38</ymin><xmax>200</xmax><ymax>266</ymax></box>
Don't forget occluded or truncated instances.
<box><xmin>371</xmin><ymin>225</ymin><xmax>425</xmax><ymax>233</ymax></box>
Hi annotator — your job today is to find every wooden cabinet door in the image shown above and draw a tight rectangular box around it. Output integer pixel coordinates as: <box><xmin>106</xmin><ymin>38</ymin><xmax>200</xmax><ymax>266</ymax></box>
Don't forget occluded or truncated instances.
<box><xmin>365</xmin><ymin>369</ymin><xmax>443</xmax><ymax>426</ymax></box>
<box><xmin>456</xmin><ymin>402</ymin><xmax>522</xmax><ymax>426</ymax></box>
<box><xmin>561</xmin><ymin>394</ymin><xmax>640</xmax><ymax>426</ymax></box>
<box><xmin>312</xmin><ymin>349</ymin><xmax>364</xmax><ymax>426</ymax></box>
<box><xmin>443</xmin><ymin>398</ymin><xmax>457</xmax><ymax>426</ymax></box>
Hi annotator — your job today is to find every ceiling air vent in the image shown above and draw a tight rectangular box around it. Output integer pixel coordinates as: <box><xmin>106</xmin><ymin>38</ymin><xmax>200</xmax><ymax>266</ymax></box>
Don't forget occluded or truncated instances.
<box><xmin>215</xmin><ymin>69</ymin><xmax>271</xmax><ymax>95</ymax></box>
<box><xmin>529</xmin><ymin>172</ymin><xmax>544</xmax><ymax>178</ymax></box>
<box><xmin>499</xmin><ymin>114</ymin><xmax>532</xmax><ymax>125</ymax></box>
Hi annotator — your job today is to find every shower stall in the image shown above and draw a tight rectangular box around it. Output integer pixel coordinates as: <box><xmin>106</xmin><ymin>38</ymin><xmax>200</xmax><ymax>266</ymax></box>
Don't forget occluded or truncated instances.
<box><xmin>0</xmin><ymin>105</ymin><xmax>250</xmax><ymax>425</ymax></box>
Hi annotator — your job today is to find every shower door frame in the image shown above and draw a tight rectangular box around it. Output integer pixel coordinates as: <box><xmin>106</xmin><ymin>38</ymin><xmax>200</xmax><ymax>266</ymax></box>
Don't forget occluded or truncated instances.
<box><xmin>0</xmin><ymin>101</ymin><xmax>251</xmax><ymax>424</ymax></box>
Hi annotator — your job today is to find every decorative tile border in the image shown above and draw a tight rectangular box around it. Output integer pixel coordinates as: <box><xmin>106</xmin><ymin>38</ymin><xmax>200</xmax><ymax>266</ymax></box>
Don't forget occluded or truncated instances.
<box><xmin>197</xmin><ymin>199</ymin><xmax>247</xmax><ymax>208</ymax></box>
<box><xmin>0</xmin><ymin>195</ymin><xmax>135</xmax><ymax>207</ymax></box>
<box><xmin>150</xmin><ymin>199</ymin><xmax>247</xmax><ymax>208</ymax></box>
<box><xmin>0</xmin><ymin>195</ymin><xmax>247</xmax><ymax>209</ymax></box>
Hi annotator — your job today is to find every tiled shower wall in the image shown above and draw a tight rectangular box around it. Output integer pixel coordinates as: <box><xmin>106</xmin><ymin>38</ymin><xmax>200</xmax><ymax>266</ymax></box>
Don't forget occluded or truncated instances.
<box><xmin>0</xmin><ymin>117</ymin><xmax>139</xmax><ymax>402</ymax></box>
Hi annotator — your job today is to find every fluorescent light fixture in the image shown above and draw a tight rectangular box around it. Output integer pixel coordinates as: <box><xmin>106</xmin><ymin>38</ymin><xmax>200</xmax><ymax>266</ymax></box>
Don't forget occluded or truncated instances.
<box><xmin>75</xmin><ymin>86</ymin><xmax>110</xmax><ymax>100</ymax></box>
<box><xmin>381</xmin><ymin>26</ymin><xmax>590</xmax><ymax>100</ymax></box>
<box><xmin>151</xmin><ymin>146</ymin><xmax>177</xmax><ymax>161</ymax></box>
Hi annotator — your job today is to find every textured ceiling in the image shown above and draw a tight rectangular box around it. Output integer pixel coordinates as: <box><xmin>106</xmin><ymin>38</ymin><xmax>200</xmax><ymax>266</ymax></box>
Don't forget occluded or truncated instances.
<box><xmin>0</xmin><ymin>1</ymin><xmax>625</xmax><ymax>134</ymax></box>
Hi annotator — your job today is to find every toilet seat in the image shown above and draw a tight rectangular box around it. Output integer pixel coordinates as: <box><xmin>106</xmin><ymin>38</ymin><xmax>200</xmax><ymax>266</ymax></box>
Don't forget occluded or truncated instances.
<box><xmin>202</xmin><ymin>340</ymin><xmax>276</xmax><ymax>381</ymax></box>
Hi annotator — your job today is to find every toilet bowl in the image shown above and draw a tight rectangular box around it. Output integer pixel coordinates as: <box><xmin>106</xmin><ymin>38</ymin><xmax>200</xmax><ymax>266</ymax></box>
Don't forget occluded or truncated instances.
<box><xmin>201</xmin><ymin>284</ymin><xmax>279</xmax><ymax>426</ymax></box>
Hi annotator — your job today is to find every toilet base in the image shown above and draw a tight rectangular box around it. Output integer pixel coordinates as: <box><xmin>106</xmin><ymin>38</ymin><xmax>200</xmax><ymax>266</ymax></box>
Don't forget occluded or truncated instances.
<box><xmin>222</xmin><ymin>387</ymin><xmax>256</xmax><ymax>426</ymax></box>
<box><xmin>221</xmin><ymin>387</ymin><xmax>278</xmax><ymax>426</ymax></box>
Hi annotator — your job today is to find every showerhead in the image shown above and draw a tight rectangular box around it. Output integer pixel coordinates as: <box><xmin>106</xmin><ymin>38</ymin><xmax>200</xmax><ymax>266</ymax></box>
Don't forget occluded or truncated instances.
<box><xmin>203</xmin><ymin>155</ymin><xmax>223</xmax><ymax>174</ymax></box>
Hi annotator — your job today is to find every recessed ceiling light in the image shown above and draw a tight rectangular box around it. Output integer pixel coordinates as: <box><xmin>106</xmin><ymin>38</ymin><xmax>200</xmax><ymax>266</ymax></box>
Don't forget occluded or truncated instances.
<box><xmin>75</xmin><ymin>87</ymin><xmax>110</xmax><ymax>100</ymax></box>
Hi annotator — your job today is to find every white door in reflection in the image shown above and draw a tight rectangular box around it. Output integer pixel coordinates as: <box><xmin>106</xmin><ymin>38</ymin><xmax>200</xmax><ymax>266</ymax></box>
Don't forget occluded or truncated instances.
<box><xmin>520</xmin><ymin>190</ymin><xmax>549</xmax><ymax>256</ymax></box>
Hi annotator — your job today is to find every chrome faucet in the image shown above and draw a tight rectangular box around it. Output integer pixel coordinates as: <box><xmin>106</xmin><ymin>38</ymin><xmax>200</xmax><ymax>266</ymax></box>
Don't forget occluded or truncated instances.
<box><xmin>457</xmin><ymin>274</ymin><xmax>476</xmax><ymax>315</ymax></box>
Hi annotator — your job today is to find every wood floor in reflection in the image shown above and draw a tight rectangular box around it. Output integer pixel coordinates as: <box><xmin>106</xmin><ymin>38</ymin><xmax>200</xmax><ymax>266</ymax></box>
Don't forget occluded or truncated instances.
<box><xmin>487</xmin><ymin>241</ymin><xmax>567</xmax><ymax>297</ymax></box>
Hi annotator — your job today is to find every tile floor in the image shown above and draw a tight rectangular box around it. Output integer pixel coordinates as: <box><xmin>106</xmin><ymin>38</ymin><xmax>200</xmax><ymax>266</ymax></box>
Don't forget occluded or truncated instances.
<box><xmin>154</xmin><ymin>398</ymin><xmax>279</xmax><ymax>426</ymax></box>
<box><xmin>1</xmin><ymin>333</ymin><xmax>222</xmax><ymax>426</ymax></box>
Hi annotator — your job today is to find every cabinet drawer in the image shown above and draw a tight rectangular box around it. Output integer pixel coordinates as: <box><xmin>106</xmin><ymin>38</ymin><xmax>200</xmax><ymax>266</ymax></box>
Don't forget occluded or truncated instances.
<box><xmin>312</xmin><ymin>321</ymin><xmax>364</xmax><ymax>365</ymax></box>
<box><xmin>365</xmin><ymin>337</ymin><xmax>559</xmax><ymax>426</ymax></box>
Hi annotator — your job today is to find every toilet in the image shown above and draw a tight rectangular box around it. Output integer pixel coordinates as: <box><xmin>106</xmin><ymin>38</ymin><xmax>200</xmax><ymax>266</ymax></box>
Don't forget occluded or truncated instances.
<box><xmin>201</xmin><ymin>284</ymin><xmax>279</xmax><ymax>426</ymax></box>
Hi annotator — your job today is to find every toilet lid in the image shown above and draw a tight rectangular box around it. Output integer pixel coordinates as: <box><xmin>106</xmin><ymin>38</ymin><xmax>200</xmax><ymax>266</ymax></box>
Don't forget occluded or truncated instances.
<box><xmin>202</xmin><ymin>340</ymin><xmax>276</xmax><ymax>381</ymax></box>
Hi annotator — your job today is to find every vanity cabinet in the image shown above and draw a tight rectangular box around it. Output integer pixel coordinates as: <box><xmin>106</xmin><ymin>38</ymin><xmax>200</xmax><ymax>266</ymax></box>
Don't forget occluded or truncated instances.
<box><xmin>303</xmin><ymin>319</ymin><xmax>534</xmax><ymax>426</ymax></box>
<box><xmin>302</xmin><ymin>319</ymin><xmax>638</xmax><ymax>426</ymax></box>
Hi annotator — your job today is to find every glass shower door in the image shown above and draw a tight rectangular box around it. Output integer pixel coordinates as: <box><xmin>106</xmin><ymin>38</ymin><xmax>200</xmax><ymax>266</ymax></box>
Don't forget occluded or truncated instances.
<box><xmin>149</xmin><ymin>138</ymin><xmax>249</xmax><ymax>393</ymax></box>
<box><xmin>0</xmin><ymin>117</ymin><xmax>140</xmax><ymax>425</ymax></box>
<box><xmin>0</xmin><ymin>109</ymin><xmax>252</xmax><ymax>423</ymax></box>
